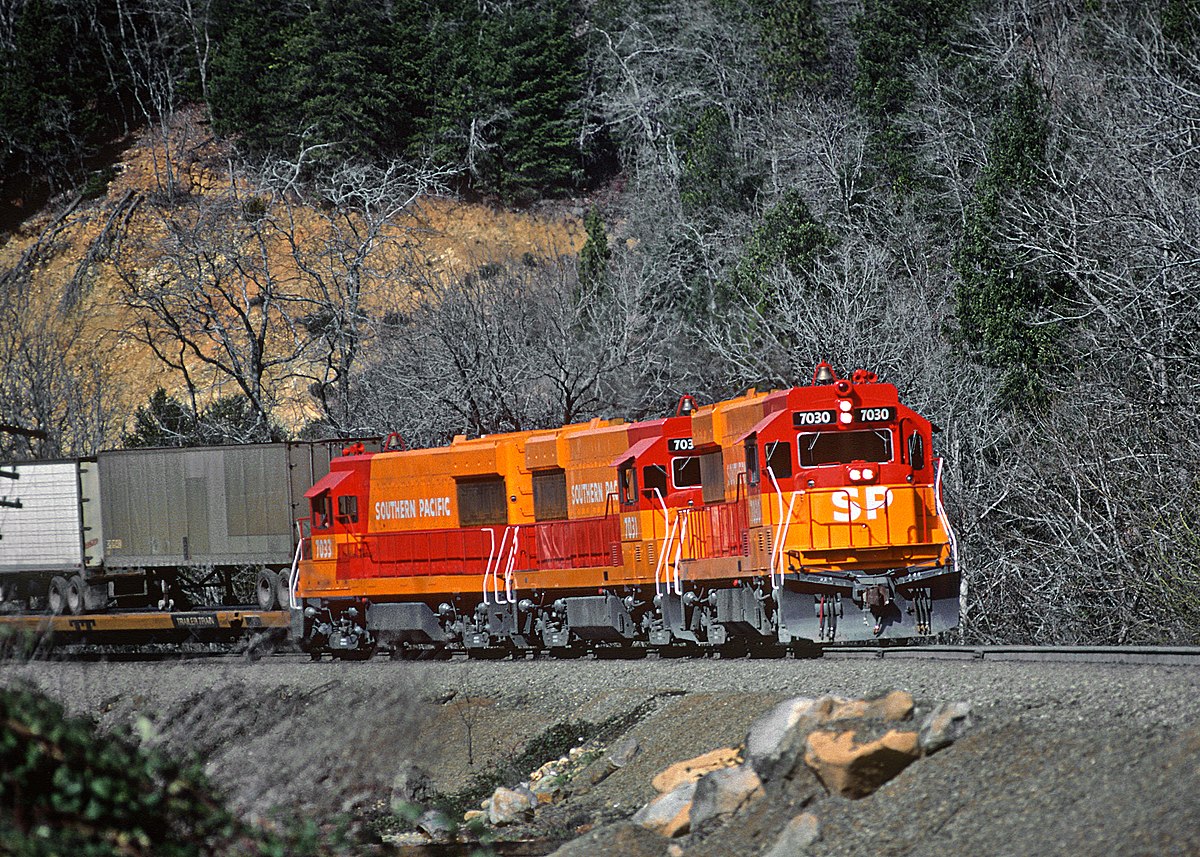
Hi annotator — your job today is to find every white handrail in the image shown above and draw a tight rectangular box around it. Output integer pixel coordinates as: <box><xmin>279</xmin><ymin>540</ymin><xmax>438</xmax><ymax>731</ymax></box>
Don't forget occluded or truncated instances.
<box><xmin>492</xmin><ymin>527</ymin><xmax>513</xmax><ymax>605</ymax></box>
<box><xmin>776</xmin><ymin>493</ymin><xmax>797</xmax><ymax>590</ymax></box>
<box><xmin>934</xmin><ymin>458</ymin><xmax>959</xmax><ymax>574</ymax></box>
<box><xmin>766</xmin><ymin>467</ymin><xmax>787</xmax><ymax>590</ymax></box>
<box><xmin>652</xmin><ymin>488</ymin><xmax>675</xmax><ymax>597</ymax></box>
<box><xmin>481</xmin><ymin>527</ymin><xmax>497</xmax><ymax>605</ymax></box>
<box><xmin>672</xmin><ymin>509</ymin><xmax>688</xmax><ymax>595</ymax></box>
<box><xmin>502</xmin><ymin>526</ymin><xmax>520</xmax><ymax>602</ymax></box>
<box><xmin>288</xmin><ymin>529</ymin><xmax>303</xmax><ymax>610</ymax></box>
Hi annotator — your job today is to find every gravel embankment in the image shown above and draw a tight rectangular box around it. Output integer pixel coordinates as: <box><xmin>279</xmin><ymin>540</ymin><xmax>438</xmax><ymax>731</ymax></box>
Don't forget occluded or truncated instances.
<box><xmin>3</xmin><ymin>654</ymin><xmax>1198</xmax><ymax>856</ymax></box>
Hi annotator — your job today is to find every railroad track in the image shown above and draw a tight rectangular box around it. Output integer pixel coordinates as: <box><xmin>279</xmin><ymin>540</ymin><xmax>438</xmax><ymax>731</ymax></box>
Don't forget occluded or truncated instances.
<box><xmin>4</xmin><ymin>635</ymin><xmax>1198</xmax><ymax>667</ymax></box>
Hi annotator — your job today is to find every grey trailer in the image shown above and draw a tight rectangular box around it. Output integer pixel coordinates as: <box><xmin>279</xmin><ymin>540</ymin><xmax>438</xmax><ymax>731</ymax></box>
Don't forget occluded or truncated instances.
<box><xmin>99</xmin><ymin>441</ymin><xmax>369</xmax><ymax>568</ymax></box>
<box><xmin>0</xmin><ymin>459</ymin><xmax>104</xmax><ymax>612</ymax></box>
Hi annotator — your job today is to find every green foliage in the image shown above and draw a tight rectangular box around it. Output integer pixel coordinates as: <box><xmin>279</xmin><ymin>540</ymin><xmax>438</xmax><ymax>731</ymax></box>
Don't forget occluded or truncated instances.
<box><xmin>1161</xmin><ymin>0</ymin><xmax>1200</xmax><ymax>49</ymax></box>
<box><xmin>208</xmin><ymin>0</ymin><xmax>585</xmax><ymax>200</ymax></box>
<box><xmin>0</xmin><ymin>1</ymin><xmax>130</xmax><ymax>193</ymax></box>
<box><xmin>123</xmin><ymin>389</ymin><xmax>284</xmax><ymax>447</ymax></box>
<box><xmin>749</xmin><ymin>0</ymin><xmax>832</xmax><ymax>96</ymax></box>
<box><xmin>0</xmin><ymin>684</ymin><xmax>229</xmax><ymax>856</ymax></box>
<box><xmin>678</xmin><ymin>105</ymin><xmax>757</xmax><ymax>217</ymax></box>
<box><xmin>953</xmin><ymin>67</ymin><xmax>1062</xmax><ymax>408</ymax></box>
<box><xmin>725</xmin><ymin>190</ymin><xmax>834</xmax><ymax>306</ymax></box>
<box><xmin>852</xmin><ymin>0</ymin><xmax>968</xmax><ymax>191</ymax></box>
<box><xmin>578</xmin><ymin>207</ymin><xmax>612</xmax><ymax>291</ymax></box>
<box><xmin>0</xmin><ymin>684</ymin><xmax>342</xmax><ymax>856</ymax></box>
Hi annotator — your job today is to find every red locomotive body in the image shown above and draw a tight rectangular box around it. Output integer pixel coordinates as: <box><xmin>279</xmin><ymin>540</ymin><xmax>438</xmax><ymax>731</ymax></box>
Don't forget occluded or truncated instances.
<box><xmin>293</xmin><ymin>365</ymin><xmax>958</xmax><ymax>657</ymax></box>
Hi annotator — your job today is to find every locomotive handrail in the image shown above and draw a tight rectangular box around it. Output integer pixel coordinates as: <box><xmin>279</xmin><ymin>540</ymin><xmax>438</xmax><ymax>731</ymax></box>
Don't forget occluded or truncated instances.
<box><xmin>934</xmin><ymin>458</ymin><xmax>958</xmax><ymax>574</ymax></box>
<box><xmin>482</xmin><ymin>527</ymin><xmax>497</xmax><ymax>605</ymax></box>
<box><xmin>651</xmin><ymin>488</ymin><xmax>675</xmax><ymax>598</ymax></box>
<box><xmin>672</xmin><ymin>508</ymin><xmax>688</xmax><ymax>595</ymax></box>
<box><xmin>501</xmin><ymin>525</ymin><xmax>520</xmax><ymax>602</ymax></box>
<box><xmin>766</xmin><ymin>467</ymin><xmax>791</xmax><ymax>590</ymax></box>
<box><xmin>288</xmin><ymin>530</ymin><xmax>303</xmax><ymax>610</ymax></box>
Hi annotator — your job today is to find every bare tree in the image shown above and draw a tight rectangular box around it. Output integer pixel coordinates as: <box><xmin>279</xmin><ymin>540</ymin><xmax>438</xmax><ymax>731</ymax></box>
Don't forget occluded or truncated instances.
<box><xmin>114</xmin><ymin>178</ymin><xmax>308</xmax><ymax>440</ymax></box>
<box><xmin>259</xmin><ymin>155</ymin><xmax>454</xmax><ymax>435</ymax></box>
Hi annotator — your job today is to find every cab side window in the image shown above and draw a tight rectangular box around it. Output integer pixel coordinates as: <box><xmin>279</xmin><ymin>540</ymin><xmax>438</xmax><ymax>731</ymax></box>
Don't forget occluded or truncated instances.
<box><xmin>765</xmin><ymin>440</ymin><xmax>793</xmax><ymax>479</ymax></box>
<box><xmin>908</xmin><ymin>432</ymin><xmax>926</xmax><ymax>471</ymax></box>
<box><xmin>312</xmin><ymin>494</ymin><xmax>333</xmax><ymax>530</ymax></box>
<box><xmin>337</xmin><ymin>495</ymin><xmax>359</xmax><ymax>524</ymax></box>
<box><xmin>744</xmin><ymin>439</ymin><xmax>760</xmax><ymax>487</ymax></box>
<box><xmin>619</xmin><ymin>462</ymin><xmax>638</xmax><ymax>505</ymax></box>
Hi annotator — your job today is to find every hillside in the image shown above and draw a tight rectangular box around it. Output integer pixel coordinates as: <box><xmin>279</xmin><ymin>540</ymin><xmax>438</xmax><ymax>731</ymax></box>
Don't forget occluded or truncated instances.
<box><xmin>1</xmin><ymin>110</ymin><xmax>588</xmax><ymax>448</ymax></box>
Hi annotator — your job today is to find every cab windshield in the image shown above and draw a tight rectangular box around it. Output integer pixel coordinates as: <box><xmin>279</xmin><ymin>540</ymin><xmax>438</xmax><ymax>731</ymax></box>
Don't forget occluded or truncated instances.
<box><xmin>798</xmin><ymin>430</ymin><xmax>892</xmax><ymax>466</ymax></box>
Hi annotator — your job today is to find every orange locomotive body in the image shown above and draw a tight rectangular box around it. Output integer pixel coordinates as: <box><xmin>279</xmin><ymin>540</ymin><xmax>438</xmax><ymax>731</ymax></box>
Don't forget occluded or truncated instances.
<box><xmin>293</xmin><ymin>365</ymin><xmax>958</xmax><ymax>658</ymax></box>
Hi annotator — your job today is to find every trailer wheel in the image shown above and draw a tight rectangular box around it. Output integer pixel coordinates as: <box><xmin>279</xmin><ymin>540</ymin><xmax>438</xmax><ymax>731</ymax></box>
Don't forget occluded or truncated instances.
<box><xmin>66</xmin><ymin>575</ymin><xmax>87</xmax><ymax>615</ymax></box>
<box><xmin>48</xmin><ymin>576</ymin><xmax>69</xmax><ymax>615</ymax></box>
<box><xmin>276</xmin><ymin>568</ymin><xmax>292</xmax><ymax>611</ymax></box>
<box><xmin>256</xmin><ymin>569</ymin><xmax>279</xmax><ymax>610</ymax></box>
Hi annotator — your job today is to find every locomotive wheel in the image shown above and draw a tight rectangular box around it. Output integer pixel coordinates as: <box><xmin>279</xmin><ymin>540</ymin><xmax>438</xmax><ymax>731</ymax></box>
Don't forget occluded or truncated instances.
<box><xmin>255</xmin><ymin>569</ymin><xmax>279</xmax><ymax>611</ymax></box>
<box><xmin>48</xmin><ymin>576</ymin><xmax>69</xmax><ymax>615</ymax></box>
<box><xmin>66</xmin><ymin>575</ymin><xmax>87</xmax><ymax>615</ymax></box>
<box><xmin>276</xmin><ymin>568</ymin><xmax>292</xmax><ymax>611</ymax></box>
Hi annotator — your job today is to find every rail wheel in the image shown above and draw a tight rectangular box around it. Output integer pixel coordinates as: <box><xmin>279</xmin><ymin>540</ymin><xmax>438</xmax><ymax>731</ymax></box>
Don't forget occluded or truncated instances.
<box><xmin>275</xmin><ymin>568</ymin><xmax>291</xmax><ymax>611</ymax></box>
<box><xmin>48</xmin><ymin>576</ymin><xmax>69</xmax><ymax>615</ymax></box>
<box><xmin>66</xmin><ymin>575</ymin><xmax>87</xmax><ymax>615</ymax></box>
<box><xmin>255</xmin><ymin>569</ymin><xmax>279</xmax><ymax>611</ymax></box>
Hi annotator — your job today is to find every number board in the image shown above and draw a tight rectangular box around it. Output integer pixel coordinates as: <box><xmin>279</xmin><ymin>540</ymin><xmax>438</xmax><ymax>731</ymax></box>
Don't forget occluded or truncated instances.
<box><xmin>856</xmin><ymin>407</ymin><xmax>893</xmax><ymax>423</ymax></box>
<box><xmin>792</xmin><ymin>410</ymin><xmax>835</xmax><ymax>427</ymax></box>
<box><xmin>668</xmin><ymin>438</ymin><xmax>695</xmax><ymax>452</ymax></box>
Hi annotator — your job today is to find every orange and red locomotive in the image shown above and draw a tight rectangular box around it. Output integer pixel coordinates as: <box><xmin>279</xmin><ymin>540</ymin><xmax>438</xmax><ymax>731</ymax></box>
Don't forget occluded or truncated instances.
<box><xmin>293</xmin><ymin>364</ymin><xmax>959</xmax><ymax>657</ymax></box>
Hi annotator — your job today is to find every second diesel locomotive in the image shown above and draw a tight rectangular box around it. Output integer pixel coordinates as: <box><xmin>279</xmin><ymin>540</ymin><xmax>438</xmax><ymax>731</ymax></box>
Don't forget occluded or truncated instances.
<box><xmin>294</xmin><ymin>365</ymin><xmax>959</xmax><ymax>657</ymax></box>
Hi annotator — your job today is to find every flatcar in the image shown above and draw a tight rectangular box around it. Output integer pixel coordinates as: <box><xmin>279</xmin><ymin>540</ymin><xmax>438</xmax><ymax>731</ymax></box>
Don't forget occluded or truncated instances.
<box><xmin>293</xmin><ymin>364</ymin><xmax>959</xmax><ymax>658</ymax></box>
<box><xmin>0</xmin><ymin>441</ymin><xmax>370</xmax><ymax>616</ymax></box>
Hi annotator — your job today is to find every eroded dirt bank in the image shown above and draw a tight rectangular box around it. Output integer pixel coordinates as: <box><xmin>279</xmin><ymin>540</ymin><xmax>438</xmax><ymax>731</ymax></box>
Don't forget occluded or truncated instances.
<box><xmin>3</xmin><ymin>655</ymin><xmax>1198</xmax><ymax>856</ymax></box>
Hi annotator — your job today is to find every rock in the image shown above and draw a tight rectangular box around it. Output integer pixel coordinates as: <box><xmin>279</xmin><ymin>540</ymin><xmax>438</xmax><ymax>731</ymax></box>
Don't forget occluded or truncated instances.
<box><xmin>919</xmin><ymin>701</ymin><xmax>973</xmax><ymax>755</ymax></box>
<box><xmin>632</xmin><ymin>780</ymin><xmax>696</xmax><ymax>837</ymax></box>
<box><xmin>745</xmin><ymin>697</ymin><xmax>821</xmax><ymax>769</ymax></box>
<box><xmin>748</xmin><ymin>692</ymin><xmax>917</xmax><ymax>783</ymax></box>
<box><xmin>688</xmin><ymin>763</ymin><xmax>765</xmax><ymax>830</ymax></box>
<box><xmin>762</xmin><ymin>812</ymin><xmax>821</xmax><ymax>857</ymax></box>
<box><xmin>804</xmin><ymin>729</ymin><xmax>921</xmax><ymax>798</ymax></box>
<box><xmin>488</xmin><ymin>786</ymin><xmax>537</xmax><ymax>825</ymax></box>
<box><xmin>463</xmin><ymin>810</ymin><xmax>487</xmax><ymax>824</ymax></box>
<box><xmin>389</xmin><ymin>764</ymin><xmax>435</xmax><ymax>814</ymax></box>
<box><xmin>531</xmin><ymin>770</ymin><xmax>565</xmax><ymax>799</ymax></box>
<box><xmin>607</xmin><ymin>735</ymin><xmax>641</xmax><ymax>768</ymax></box>
<box><xmin>416</xmin><ymin>808</ymin><xmax>454</xmax><ymax>842</ymax></box>
<box><xmin>547</xmin><ymin>821</ymin><xmax>667</xmax><ymax>857</ymax></box>
<box><xmin>651</xmin><ymin>747</ymin><xmax>741</xmax><ymax>793</ymax></box>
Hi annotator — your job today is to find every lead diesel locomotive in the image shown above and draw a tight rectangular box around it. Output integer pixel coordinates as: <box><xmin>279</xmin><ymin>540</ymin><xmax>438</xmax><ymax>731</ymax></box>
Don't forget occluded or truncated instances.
<box><xmin>294</xmin><ymin>365</ymin><xmax>959</xmax><ymax>658</ymax></box>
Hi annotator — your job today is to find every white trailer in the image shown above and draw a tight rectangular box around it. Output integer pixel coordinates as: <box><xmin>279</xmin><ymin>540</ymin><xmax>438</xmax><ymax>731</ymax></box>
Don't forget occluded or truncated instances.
<box><xmin>0</xmin><ymin>459</ymin><xmax>103</xmax><ymax>611</ymax></box>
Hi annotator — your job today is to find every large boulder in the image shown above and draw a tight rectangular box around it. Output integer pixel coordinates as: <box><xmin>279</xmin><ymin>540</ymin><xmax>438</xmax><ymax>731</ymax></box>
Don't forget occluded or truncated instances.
<box><xmin>632</xmin><ymin>780</ymin><xmax>697</xmax><ymax>837</ymax></box>
<box><xmin>487</xmin><ymin>785</ymin><xmax>537</xmax><ymax>825</ymax></box>
<box><xmin>416</xmin><ymin>808</ymin><xmax>454</xmax><ymax>842</ymax></box>
<box><xmin>688</xmin><ymin>763</ymin><xmax>765</xmax><ymax>830</ymax></box>
<box><xmin>919</xmin><ymin>701</ymin><xmax>973</xmax><ymax>755</ymax></box>
<box><xmin>547</xmin><ymin>821</ymin><xmax>667</xmax><ymax>857</ymax></box>
<box><xmin>745</xmin><ymin>691</ymin><xmax>915</xmax><ymax>782</ymax></box>
<box><xmin>804</xmin><ymin>729</ymin><xmax>921</xmax><ymax>798</ymax></box>
<box><xmin>651</xmin><ymin>747</ymin><xmax>741</xmax><ymax>793</ymax></box>
<box><xmin>389</xmin><ymin>763</ymin><xmax>435</xmax><ymax>814</ymax></box>
<box><xmin>762</xmin><ymin>812</ymin><xmax>821</xmax><ymax>857</ymax></box>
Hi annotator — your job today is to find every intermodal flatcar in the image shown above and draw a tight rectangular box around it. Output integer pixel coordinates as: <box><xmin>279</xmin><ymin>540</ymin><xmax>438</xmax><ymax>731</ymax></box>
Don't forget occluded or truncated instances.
<box><xmin>293</xmin><ymin>364</ymin><xmax>959</xmax><ymax>658</ymax></box>
<box><xmin>0</xmin><ymin>441</ymin><xmax>371</xmax><ymax>616</ymax></box>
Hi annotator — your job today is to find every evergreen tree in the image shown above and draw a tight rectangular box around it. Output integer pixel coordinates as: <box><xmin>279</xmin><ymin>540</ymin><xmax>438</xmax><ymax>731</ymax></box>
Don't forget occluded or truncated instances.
<box><xmin>852</xmin><ymin>0</ymin><xmax>967</xmax><ymax>191</ymax></box>
<box><xmin>750</xmin><ymin>0</ymin><xmax>831</xmax><ymax>97</ymax></box>
<box><xmin>954</xmin><ymin>67</ymin><xmax>1061</xmax><ymax>408</ymax></box>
